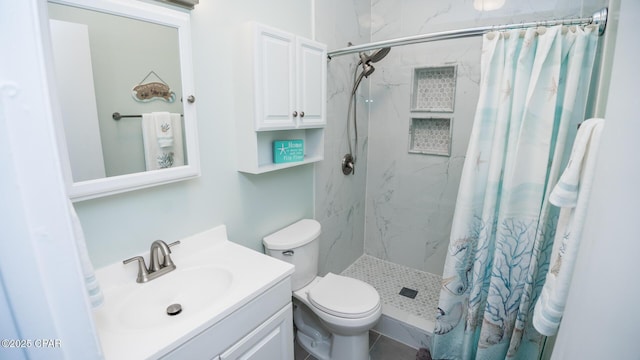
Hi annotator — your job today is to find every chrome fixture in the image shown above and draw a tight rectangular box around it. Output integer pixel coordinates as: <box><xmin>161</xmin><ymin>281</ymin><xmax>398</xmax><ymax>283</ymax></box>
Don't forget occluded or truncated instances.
<box><xmin>328</xmin><ymin>8</ymin><xmax>608</xmax><ymax>59</ymax></box>
<box><xmin>166</xmin><ymin>303</ymin><xmax>182</xmax><ymax>316</ymax></box>
<box><xmin>342</xmin><ymin>153</ymin><xmax>355</xmax><ymax>175</ymax></box>
<box><xmin>112</xmin><ymin>112</ymin><xmax>184</xmax><ymax>121</ymax></box>
<box><xmin>123</xmin><ymin>240</ymin><xmax>180</xmax><ymax>283</ymax></box>
<box><xmin>344</xmin><ymin>47</ymin><xmax>390</xmax><ymax>175</ymax></box>
<box><xmin>360</xmin><ymin>47</ymin><xmax>392</xmax><ymax>64</ymax></box>
<box><xmin>353</xmin><ymin>47</ymin><xmax>390</xmax><ymax>95</ymax></box>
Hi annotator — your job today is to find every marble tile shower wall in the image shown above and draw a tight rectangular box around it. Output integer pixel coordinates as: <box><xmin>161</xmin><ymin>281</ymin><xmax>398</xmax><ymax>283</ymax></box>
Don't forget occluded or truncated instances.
<box><xmin>364</xmin><ymin>4</ymin><xmax>478</xmax><ymax>276</ymax></box>
<box><xmin>314</xmin><ymin>0</ymin><xmax>372</xmax><ymax>275</ymax></box>
<box><xmin>314</xmin><ymin>0</ymin><xmax>607</xmax><ymax>276</ymax></box>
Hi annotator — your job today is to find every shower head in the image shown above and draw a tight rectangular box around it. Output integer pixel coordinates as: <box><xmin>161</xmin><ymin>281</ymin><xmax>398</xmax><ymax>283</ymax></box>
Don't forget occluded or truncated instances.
<box><xmin>352</xmin><ymin>63</ymin><xmax>375</xmax><ymax>94</ymax></box>
<box><xmin>358</xmin><ymin>47</ymin><xmax>391</xmax><ymax>65</ymax></box>
<box><xmin>351</xmin><ymin>47</ymin><xmax>389</xmax><ymax>94</ymax></box>
<box><xmin>361</xmin><ymin>62</ymin><xmax>375</xmax><ymax>77</ymax></box>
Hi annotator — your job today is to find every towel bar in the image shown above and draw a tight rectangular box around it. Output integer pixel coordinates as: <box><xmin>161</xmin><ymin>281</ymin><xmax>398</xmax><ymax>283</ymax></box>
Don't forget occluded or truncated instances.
<box><xmin>112</xmin><ymin>112</ymin><xmax>184</xmax><ymax>121</ymax></box>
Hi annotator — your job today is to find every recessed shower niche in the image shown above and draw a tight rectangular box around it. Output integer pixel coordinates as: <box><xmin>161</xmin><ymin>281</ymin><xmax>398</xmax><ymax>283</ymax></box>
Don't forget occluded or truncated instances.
<box><xmin>411</xmin><ymin>65</ymin><xmax>457</xmax><ymax>112</ymax></box>
<box><xmin>408</xmin><ymin>64</ymin><xmax>457</xmax><ymax>156</ymax></box>
<box><xmin>408</xmin><ymin>117</ymin><xmax>452</xmax><ymax>156</ymax></box>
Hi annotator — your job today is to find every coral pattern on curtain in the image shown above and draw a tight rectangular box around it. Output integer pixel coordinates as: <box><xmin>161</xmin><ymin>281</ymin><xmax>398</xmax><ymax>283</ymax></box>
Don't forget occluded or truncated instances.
<box><xmin>431</xmin><ymin>25</ymin><xmax>598</xmax><ymax>360</ymax></box>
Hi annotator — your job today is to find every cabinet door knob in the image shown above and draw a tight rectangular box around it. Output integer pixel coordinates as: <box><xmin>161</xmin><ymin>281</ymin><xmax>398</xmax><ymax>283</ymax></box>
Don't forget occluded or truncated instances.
<box><xmin>300</xmin><ymin>111</ymin><xmax>305</xmax><ymax>118</ymax></box>
<box><xmin>292</xmin><ymin>111</ymin><xmax>298</xmax><ymax>117</ymax></box>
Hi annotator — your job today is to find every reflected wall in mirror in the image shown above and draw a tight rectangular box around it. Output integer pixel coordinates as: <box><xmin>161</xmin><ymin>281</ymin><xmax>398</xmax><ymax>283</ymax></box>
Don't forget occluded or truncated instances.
<box><xmin>47</xmin><ymin>0</ymin><xmax>199</xmax><ymax>201</ymax></box>
<box><xmin>49</xmin><ymin>3</ymin><xmax>184</xmax><ymax>180</ymax></box>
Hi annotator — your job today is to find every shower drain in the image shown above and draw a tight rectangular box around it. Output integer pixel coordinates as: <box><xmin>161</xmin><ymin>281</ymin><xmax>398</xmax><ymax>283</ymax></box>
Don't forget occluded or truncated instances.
<box><xmin>399</xmin><ymin>287</ymin><xmax>418</xmax><ymax>299</ymax></box>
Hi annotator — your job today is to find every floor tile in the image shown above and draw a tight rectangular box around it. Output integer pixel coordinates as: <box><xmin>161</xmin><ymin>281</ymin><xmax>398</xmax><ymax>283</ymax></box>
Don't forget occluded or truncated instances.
<box><xmin>369</xmin><ymin>330</ymin><xmax>381</xmax><ymax>350</ymax></box>
<box><xmin>293</xmin><ymin>331</ymin><xmax>416</xmax><ymax>360</ymax></box>
<box><xmin>342</xmin><ymin>255</ymin><xmax>441</xmax><ymax>324</ymax></box>
<box><xmin>294</xmin><ymin>340</ymin><xmax>309</xmax><ymax>360</ymax></box>
<box><xmin>370</xmin><ymin>335</ymin><xmax>418</xmax><ymax>360</ymax></box>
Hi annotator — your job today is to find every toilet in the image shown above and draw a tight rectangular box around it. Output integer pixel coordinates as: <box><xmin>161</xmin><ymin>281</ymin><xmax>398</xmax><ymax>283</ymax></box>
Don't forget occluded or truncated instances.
<box><xmin>263</xmin><ymin>219</ymin><xmax>382</xmax><ymax>360</ymax></box>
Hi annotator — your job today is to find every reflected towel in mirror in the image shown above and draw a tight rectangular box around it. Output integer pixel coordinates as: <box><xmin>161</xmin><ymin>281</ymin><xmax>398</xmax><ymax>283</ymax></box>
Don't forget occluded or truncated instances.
<box><xmin>142</xmin><ymin>112</ymin><xmax>184</xmax><ymax>170</ymax></box>
<box><xmin>154</xmin><ymin>111</ymin><xmax>174</xmax><ymax>148</ymax></box>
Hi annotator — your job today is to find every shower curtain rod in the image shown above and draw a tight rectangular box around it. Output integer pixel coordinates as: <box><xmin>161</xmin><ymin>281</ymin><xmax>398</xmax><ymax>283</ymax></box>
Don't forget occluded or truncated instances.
<box><xmin>327</xmin><ymin>7</ymin><xmax>608</xmax><ymax>59</ymax></box>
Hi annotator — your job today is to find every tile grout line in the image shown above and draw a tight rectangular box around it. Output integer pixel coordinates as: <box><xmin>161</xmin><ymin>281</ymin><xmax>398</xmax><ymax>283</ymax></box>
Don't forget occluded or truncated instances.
<box><xmin>369</xmin><ymin>331</ymin><xmax>381</xmax><ymax>351</ymax></box>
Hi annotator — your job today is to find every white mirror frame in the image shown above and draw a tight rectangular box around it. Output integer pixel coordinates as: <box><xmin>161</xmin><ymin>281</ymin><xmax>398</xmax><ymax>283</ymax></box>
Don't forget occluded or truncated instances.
<box><xmin>47</xmin><ymin>0</ymin><xmax>200</xmax><ymax>202</ymax></box>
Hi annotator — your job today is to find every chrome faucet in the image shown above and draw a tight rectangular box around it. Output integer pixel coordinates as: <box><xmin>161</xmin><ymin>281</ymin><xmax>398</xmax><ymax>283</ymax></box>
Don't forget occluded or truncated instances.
<box><xmin>123</xmin><ymin>240</ymin><xmax>180</xmax><ymax>283</ymax></box>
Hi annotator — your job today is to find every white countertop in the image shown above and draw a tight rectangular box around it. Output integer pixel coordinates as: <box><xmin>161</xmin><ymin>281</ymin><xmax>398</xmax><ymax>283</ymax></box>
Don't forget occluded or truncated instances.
<box><xmin>92</xmin><ymin>225</ymin><xmax>294</xmax><ymax>360</ymax></box>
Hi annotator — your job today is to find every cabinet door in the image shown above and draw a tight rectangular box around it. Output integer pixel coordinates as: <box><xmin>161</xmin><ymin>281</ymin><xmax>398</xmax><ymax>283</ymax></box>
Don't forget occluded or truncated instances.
<box><xmin>296</xmin><ymin>37</ymin><xmax>327</xmax><ymax>128</ymax></box>
<box><xmin>220</xmin><ymin>304</ymin><xmax>294</xmax><ymax>360</ymax></box>
<box><xmin>254</xmin><ymin>25</ymin><xmax>296</xmax><ymax>130</ymax></box>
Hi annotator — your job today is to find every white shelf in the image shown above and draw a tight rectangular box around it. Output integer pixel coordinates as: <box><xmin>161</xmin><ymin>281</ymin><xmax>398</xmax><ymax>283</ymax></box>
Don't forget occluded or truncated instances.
<box><xmin>242</xmin><ymin>156</ymin><xmax>323</xmax><ymax>174</ymax></box>
<box><xmin>238</xmin><ymin>128</ymin><xmax>324</xmax><ymax>174</ymax></box>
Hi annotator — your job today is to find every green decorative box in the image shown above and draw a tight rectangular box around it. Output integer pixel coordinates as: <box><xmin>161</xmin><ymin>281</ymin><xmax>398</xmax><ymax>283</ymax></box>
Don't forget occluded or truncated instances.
<box><xmin>273</xmin><ymin>140</ymin><xmax>304</xmax><ymax>163</ymax></box>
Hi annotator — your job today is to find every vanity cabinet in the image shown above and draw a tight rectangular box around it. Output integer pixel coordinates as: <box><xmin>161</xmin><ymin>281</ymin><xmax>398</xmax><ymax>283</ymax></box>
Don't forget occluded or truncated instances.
<box><xmin>236</xmin><ymin>23</ymin><xmax>327</xmax><ymax>174</ymax></box>
<box><xmin>161</xmin><ymin>278</ymin><xmax>293</xmax><ymax>360</ymax></box>
<box><xmin>219</xmin><ymin>304</ymin><xmax>292</xmax><ymax>360</ymax></box>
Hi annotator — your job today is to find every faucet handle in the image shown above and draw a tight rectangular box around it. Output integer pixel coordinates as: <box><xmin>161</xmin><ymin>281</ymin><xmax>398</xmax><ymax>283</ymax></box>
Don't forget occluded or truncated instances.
<box><xmin>123</xmin><ymin>256</ymin><xmax>149</xmax><ymax>283</ymax></box>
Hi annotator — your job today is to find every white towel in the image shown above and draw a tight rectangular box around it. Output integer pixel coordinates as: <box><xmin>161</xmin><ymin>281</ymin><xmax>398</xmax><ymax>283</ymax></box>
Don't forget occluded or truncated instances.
<box><xmin>533</xmin><ymin>118</ymin><xmax>605</xmax><ymax>336</ymax></box>
<box><xmin>68</xmin><ymin>200</ymin><xmax>104</xmax><ymax>309</ymax></box>
<box><xmin>142</xmin><ymin>112</ymin><xmax>184</xmax><ymax>170</ymax></box>
<box><xmin>549</xmin><ymin>120</ymin><xmax>601</xmax><ymax>207</ymax></box>
<box><xmin>153</xmin><ymin>111</ymin><xmax>174</xmax><ymax>148</ymax></box>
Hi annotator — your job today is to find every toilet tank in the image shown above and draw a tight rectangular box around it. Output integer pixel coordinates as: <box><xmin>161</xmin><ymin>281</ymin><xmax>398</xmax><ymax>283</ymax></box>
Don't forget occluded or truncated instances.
<box><xmin>263</xmin><ymin>219</ymin><xmax>321</xmax><ymax>291</ymax></box>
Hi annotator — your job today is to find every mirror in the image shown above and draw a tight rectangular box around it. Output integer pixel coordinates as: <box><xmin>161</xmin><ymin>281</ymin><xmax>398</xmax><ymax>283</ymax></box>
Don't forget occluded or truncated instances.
<box><xmin>47</xmin><ymin>0</ymin><xmax>199</xmax><ymax>201</ymax></box>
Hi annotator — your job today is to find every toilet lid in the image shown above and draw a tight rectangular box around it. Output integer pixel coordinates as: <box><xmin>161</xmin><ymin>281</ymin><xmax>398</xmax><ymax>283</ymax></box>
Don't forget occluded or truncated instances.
<box><xmin>308</xmin><ymin>273</ymin><xmax>380</xmax><ymax>319</ymax></box>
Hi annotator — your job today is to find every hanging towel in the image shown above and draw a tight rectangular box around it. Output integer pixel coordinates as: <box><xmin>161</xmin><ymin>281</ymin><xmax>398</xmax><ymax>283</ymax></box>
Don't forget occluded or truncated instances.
<box><xmin>68</xmin><ymin>200</ymin><xmax>104</xmax><ymax>309</ymax></box>
<box><xmin>154</xmin><ymin>111</ymin><xmax>174</xmax><ymax>148</ymax></box>
<box><xmin>142</xmin><ymin>112</ymin><xmax>184</xmax><ymax>170</ymax></box>
<box><xmin>533</xmin><ymin>118</ymin><xmax>605</xmax><ymax>336</ymax></box>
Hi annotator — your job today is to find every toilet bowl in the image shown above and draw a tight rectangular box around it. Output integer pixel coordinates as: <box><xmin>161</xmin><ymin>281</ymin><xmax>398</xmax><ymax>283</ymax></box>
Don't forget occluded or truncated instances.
<box><xmin>263</xmin><ymin>219</ymin><xmax>382</xmax><ymax>360</ymax></box>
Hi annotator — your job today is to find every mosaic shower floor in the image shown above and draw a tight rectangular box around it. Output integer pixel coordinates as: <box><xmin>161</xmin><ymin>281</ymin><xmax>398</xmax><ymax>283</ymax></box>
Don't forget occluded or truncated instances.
<box><xmin>341</xmin><ymin>255</ymin><xmax>442</xmax><ymax>333</ymax></box>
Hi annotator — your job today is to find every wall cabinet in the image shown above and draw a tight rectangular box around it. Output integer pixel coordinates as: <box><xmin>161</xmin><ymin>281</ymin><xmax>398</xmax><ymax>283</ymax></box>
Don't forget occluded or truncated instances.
<box><xmin>253</xmin><ymin>24</ymin><xmax>326</xmax><ymax>130</ymax></box>
<box><xmin>236</xmin><ymin>23</ymin><xmax>327</xmax><ymax>174</ymax></box>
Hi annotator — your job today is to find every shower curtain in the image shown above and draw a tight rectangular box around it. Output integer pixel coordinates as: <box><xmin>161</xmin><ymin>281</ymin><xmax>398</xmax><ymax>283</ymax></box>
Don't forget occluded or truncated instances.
<box><xmin>431</xmin><ymin>25</ymin><xmax>598</xmax><ymax>360</ymax></box>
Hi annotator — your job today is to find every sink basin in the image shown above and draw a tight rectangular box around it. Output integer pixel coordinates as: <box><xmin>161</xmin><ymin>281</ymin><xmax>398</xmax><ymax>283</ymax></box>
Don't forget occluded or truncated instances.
<box><xmin>113</xmin><ymin>265</ymin><xmax>233</xmax><ymax>329</ymax></box>
<box><xmin>93</xmin><ymin>225</ymin><xmax>295</xmax><ymax>360</ymax></box>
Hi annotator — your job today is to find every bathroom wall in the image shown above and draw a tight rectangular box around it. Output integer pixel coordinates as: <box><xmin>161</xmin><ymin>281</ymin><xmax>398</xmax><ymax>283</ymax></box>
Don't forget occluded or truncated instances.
<box><xmin>313</xmin><ymin>0</ymin><xmax>608</xmax><ymax>276</ymax></box>
<box><xmin>75</xmin><ymin>0</ymin><xmax>316</xmax><ymax>268</ymax></box>
<box><xmin>313</xmin><ymin>0</ymin><xmax>372</xmax><ymax>275</ymax></box>
<box><xmin>551</xmin><ymin>0</ymin><xmax>640</xmax><ymax>357</ymax></box>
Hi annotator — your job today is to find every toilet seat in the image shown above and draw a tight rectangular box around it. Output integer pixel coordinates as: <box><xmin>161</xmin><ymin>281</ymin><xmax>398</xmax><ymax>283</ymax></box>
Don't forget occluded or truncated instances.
<box><xmin>308</xmin><ymin>273</ymin><xmax>380</xmax><ymax>319</ymax></box>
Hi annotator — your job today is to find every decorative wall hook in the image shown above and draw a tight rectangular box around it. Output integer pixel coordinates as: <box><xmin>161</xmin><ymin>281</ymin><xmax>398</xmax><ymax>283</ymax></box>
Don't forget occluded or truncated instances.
<box><xmin>132</xmin><ymin>70</ymin><xmax>176</xmax><ymax>103</ymax></box>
